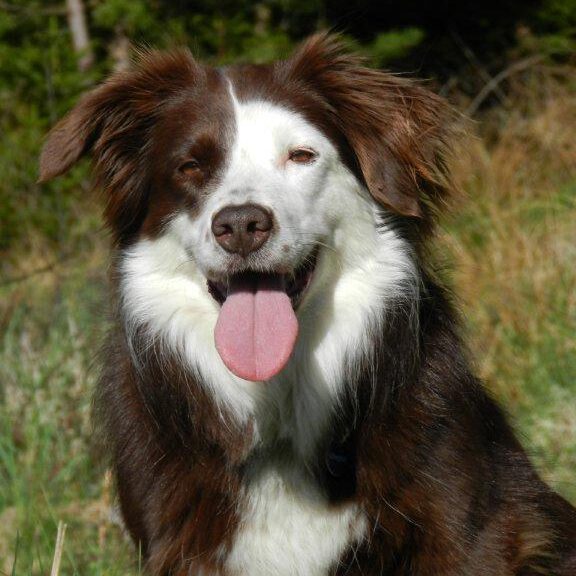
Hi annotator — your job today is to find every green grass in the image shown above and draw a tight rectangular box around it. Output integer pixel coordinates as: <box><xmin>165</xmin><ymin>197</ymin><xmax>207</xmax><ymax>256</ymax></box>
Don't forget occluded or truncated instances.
<box><xmin>443</xmin><ymin>89</ymin><xmax>576</xmax><ymax>502</ymax></box>
<box><xmin>0</xmin><ymin>254</ymin><xmax>139</xmax><ymax>575</ymax></box>
<box><xmin>451</xmin><ymin>226</ymin><xmax>576</xmax><ymax>502</ymax></box>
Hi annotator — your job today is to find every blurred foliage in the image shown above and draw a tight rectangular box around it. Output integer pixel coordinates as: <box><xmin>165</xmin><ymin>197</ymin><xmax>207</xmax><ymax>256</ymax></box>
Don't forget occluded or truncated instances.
<box><xmin>365</xmin><ymin>28</ymin><xmax>425</xmax><ymax>67</ymax></box>
<box><xmin>535</xmin><ymin>0</ymin><xmax>576</xmax><ymax>33</ymax></box>
<box><xmin>0</xmin><ymin>0</ymin><xmax>575</xmax><ymax>258</ymax></box>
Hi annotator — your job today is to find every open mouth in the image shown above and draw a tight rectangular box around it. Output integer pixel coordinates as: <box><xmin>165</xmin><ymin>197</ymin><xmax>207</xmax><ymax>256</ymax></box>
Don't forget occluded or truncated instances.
<box><xmin>207</xmin><ymin>248</ymin><xmax>319</xmax><ymax>382</ymax></box>
<box><xmin>207</xmin><ymin>247</ymin><xmax>319</xmax><ymax>309</ymax></box>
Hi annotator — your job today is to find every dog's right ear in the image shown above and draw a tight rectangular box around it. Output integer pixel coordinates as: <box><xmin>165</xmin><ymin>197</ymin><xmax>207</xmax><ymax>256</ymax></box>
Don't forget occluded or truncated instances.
<box><xmin>39</xmin><ymin>49</ymin><xmax>202</xmax><ymax>239</ymax></box>
<box><xmin>39</xmin><ymin>48</ymin><xmax>201</xmax><ymax>185</ymax></box>
<box><xmin>38</xmin><ymin>88</ymin><xmax>108</xmax><ymax>183</ymax></box>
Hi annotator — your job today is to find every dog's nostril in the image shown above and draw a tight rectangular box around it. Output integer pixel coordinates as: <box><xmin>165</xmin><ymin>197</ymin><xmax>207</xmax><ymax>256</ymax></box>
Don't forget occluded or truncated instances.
<box><xmin>214</xmin><ymin>223</ymin><xmax>233</xmax><ymax>237</ymax></box>
<box><xmin>211</xmin><ymin>203</ymin><xmax>274</xmax><ymax>257</ymax></box>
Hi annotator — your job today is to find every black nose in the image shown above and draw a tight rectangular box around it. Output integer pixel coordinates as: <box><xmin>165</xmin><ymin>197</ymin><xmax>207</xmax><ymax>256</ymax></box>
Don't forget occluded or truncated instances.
<box><xmin>211</xmin><ymin>203</ymin><xmax>274</xmax><ymax>257</ymax></box>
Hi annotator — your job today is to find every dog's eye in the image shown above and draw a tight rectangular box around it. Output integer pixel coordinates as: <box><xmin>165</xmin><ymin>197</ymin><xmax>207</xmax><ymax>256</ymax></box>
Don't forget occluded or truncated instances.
<box><xmin>288</xmin><ymin>148</ymin><xmax>317</xmax><ymax>165</ymax></box>
<box><xmin>178</xmin><ymin>159</ymin><xmax>201</xmax><ymax>176</ymax></box>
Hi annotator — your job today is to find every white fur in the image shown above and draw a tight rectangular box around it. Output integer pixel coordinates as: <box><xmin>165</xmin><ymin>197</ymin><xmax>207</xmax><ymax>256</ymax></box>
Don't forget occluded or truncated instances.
<box><xmin>226</xmin><ymin>469</ymin><xmax>367</xmax><ymax>576</ymax></box>
<box><xmin>120</xmin><ymin>87</ymin><xmax>418</xmax><ymax>574</ymax></box>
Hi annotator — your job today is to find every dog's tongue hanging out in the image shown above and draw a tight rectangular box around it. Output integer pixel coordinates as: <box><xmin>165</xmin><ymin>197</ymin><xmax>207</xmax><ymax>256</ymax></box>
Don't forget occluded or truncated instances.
<box><xmin>214</xmin><ymin>274</ymin><xmax>298</xmax><ymax>381</ymax></box>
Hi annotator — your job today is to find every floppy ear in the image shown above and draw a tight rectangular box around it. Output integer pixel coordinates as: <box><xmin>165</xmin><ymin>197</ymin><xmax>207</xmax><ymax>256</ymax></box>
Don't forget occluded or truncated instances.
<box><xmin>39</xmin><ymin>88</ymin><xmax>108</xmax><ymax>183</ymax></box>
<box><xmin>281</xmin><ymin>33</ymin><xmax>456</xmax><ymax>219</ymax></box>
<box><xmin>39</xmin><ymin>49</ymin><xmax>201</xmax><ymax>238</ymax></box>
<box><xmin>38</xmin><ymin>74</ymin><xmax>155</xmax><ymax>238</ymax></box>
<box><xmin>40</xmin><ymin>49</ymin><xmax>199</xmax><ymax>183</ymax></box>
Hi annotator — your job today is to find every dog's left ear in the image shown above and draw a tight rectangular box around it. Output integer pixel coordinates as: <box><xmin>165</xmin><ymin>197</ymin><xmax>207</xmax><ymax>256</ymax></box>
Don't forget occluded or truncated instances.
<box><xmin>281</xmin><ymin>33</ymin><xmax>456</xmax><ymax>219</ymax></box>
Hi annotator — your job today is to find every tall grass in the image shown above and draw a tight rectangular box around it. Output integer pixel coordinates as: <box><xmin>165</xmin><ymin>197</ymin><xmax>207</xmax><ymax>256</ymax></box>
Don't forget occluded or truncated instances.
<box><xmin>0</xmin><ymin>246</ymin><xmax>138</xmax><ymax>574</ymax></box>
<box><xmin>445</xmin><ymin>65</ymin><xmax>576</xmax><ymax>500</ymax></box>
<box><xmin>0</xmin><ymin>66</ymin><xmax>574</xmax><ymax>572</ymax></box>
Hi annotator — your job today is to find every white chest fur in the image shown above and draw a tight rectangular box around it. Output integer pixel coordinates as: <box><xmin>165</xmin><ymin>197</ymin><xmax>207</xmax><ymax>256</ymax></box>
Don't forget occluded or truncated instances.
<box><xmin>225</xmin><ymin>468</ymin><xmax>367</xmax><ymax>576</ymax></box>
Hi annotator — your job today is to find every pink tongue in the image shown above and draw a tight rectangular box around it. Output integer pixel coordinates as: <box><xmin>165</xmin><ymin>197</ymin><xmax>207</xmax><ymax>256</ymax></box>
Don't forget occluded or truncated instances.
<box><xmin>214</xmin><ymin>275</ymin><xmax>298</xmax><ymax>381</ymax></box>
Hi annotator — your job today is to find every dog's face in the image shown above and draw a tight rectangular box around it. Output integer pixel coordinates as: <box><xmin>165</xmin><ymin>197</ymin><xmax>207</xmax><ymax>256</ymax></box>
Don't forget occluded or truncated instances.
<box><xmin>142</xmin><ymin>79</ymin><xmax>374</xmax><ymax>381</ymax></box>
<box><xmin>160</xmin><ymin>93</ymin><xmax>349</xmax><ymax>289</ymax></box>
<box><xmin>40</xmin><ymin>35</ymin><xmax>453</xmax><ymax>401</ymax></box>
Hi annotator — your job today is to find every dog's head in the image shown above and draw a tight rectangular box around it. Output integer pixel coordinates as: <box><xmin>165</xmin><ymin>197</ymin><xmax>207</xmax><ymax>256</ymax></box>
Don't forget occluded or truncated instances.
<box><xmin>40</xmin><ymin>34</ymin><xmax>454</xmax><ymax>384</ymax></box>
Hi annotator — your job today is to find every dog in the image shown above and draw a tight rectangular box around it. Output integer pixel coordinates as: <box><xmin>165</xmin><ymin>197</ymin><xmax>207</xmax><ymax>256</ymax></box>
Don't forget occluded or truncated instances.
<box><xmin>39</xmin><ymin>33</ymin><xmax>576</xmax><ymax>575</ymax></box>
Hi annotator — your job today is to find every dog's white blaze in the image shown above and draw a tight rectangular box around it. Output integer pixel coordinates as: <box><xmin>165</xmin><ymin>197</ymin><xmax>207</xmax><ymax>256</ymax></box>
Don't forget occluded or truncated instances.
<box><xmin>120</xmin><ymin>93</ymin><xmax>418</xmax><ymax>573</ymax></box>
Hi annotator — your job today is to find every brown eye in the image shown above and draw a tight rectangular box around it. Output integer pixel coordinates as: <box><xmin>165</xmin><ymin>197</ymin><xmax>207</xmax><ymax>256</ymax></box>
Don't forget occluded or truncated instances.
<box><xmin>178</xmin><ymin>159</ymin><xmax>201</xmax><ymax>176</ymax></box>
<box><xmin>288</xmin><ymin>148</ymin><xmax>317</xmax><ymax>165</ymax></box>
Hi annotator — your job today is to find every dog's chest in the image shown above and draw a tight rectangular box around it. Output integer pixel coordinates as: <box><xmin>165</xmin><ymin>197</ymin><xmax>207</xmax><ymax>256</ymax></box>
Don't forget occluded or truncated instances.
<box><xmin>224</xmin><ymin>469</ymin><xmax>367</xmax><ymax>576</ymax></box>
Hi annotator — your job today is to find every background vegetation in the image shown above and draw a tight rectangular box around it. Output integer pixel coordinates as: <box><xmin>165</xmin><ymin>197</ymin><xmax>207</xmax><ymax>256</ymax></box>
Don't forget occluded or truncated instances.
<box><xmin>0</xmin><ymin>0</ymin><xmax>575</xmax><ymax>573</ymax></box>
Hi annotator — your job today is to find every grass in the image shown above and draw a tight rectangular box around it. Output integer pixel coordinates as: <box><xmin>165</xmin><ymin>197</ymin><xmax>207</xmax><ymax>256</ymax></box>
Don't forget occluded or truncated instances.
<box><xmin>443</xmin><ymin>71</ymin><xmax>576</xmax><ymax>501</ymax></box>
<box><xmin>0</xmin><ymin>246</ymin><xmax>139</xmax><ymax>574</ymax></box>
<box><xmin>0</xmin><ymin>68</ymin><xmax>575</xmax><ymax>573</ymax></box>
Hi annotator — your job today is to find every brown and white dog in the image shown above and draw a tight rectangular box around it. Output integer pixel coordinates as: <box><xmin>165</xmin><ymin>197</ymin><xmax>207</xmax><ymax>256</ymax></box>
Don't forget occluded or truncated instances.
<box><xmin>40</xmin><ymin>34</ymin><xmax>576</xmax><ymax>575</ymax></box>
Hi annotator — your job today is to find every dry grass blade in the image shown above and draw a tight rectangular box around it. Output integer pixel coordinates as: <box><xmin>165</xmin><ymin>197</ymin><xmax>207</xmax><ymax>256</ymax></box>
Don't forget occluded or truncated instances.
<box><xmin>50</xmin><ymin>521</ymin><xmax>67</xmax><ymax>576</ymax></box>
